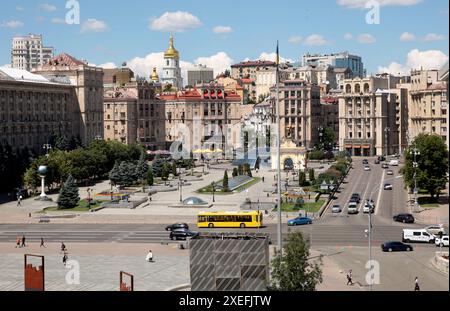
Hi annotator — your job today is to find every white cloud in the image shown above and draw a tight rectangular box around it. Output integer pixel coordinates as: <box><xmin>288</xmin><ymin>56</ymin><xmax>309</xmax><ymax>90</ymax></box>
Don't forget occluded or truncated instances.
<box><xmin>400</xmin><ymin>32</ymin><xmax>416</xmax><ymax>41</ymax></box>
<box><xmin>194</xmin><ymin>52</ymin><xmax>233</xmax><ymax>76</ymax></box>
<box><xmin>337</xmin><ymin>0</ymin><xmax>422</xmax><ymax>9</ymax></box>
<box><xmin>99</xmin><ymin>62</ymin><xmax>117</xmax><ymax>69</ymax></box>
<box><xmin>150</xmin><ymin>11</ymin><xmax>202</xmax><ymax>32</ymax></box>
<box><xmin>16</xmin><ymin>6</ymin><xmax>24</xmax><ymax>12</ymax></box>
<box><xmin>36</xmin><ymin>16</ymin><xmax>45</xmax><ymax>23</ymax></box>
<box><xmin>288</xmin><ymin>36</ymin><xmax>303</xmax><ymax>45</ymax></box>
<box><xmin>357</xmin><ymin>33</ymin><xmax>376</xmax><ymax>44</ymax></box>
<box><xmin>344</xmin><ymin>33</ymin><xmax>353</xmax><ymax>40</ymax></box>
<box><xmin>378</xmin><ymin>49</ymin><xmax>449</xmax><ymax>75</ymax></box>
<box><xmin>423</xmin><ymin>33</ymin><xmax>445</xmax><ymax>42</ymax></box>
<box><xmin>1</xmin><ymin>20</ymin><xmax>24</xmax><ymax>29</ymax></box>
<box><xmin>303</xmin><ymin>34</ymin><xmax>329</xmax><ymax>46</ymax></box>
<box><xmin>213</xmin><ymin>26</ymin><xmax>232</xmax><ymax>34</ymax></box>
<box><xmin>39</xmin><ymin>3</ymin><xmax>57</xmax><ymax>12</ymax></box>
<box><xmin>81</xmin><ymin>19</ymin><xmax>109</xmax><ymax>33</ymax></box>
<box><xmin>257</xmin><ymin>52</ymin><xmax>294</xmax><ymax>64</ymax></box>
<box><xmin>51</xmin><ymin>18</ymin><xmax>66</xmax><ymax>24</ymax></box>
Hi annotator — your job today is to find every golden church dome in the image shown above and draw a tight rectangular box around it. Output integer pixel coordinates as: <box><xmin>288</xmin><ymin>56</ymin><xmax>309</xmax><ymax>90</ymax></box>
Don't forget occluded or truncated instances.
<box><xmin>151</xmin><ymin>67</ymin><xmax>159</xmax><ymax>82</ymax></box>
<box><xmin>164</xmin><ymin>35</ymin><xmax>179</xmax><ymax>59</ymax></box>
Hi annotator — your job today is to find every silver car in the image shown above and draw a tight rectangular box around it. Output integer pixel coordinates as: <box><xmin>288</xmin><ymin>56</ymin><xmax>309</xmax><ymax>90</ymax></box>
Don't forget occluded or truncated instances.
<box><xmin>332</xmin><ymin>204</ymin><xmax>342</xmax><ymax>213</ymax></box>
<box><xmin>425</xmin><ymin>225</ymin><xmax>446</xmax><ymax>236</ymax></box>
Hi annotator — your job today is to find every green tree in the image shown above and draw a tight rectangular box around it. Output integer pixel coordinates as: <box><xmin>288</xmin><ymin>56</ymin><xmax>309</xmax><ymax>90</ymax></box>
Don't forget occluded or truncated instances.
<box><xmin>172</xmin><ymin>161</ymin><xmax>178</xmax><ymax>176</ymax></box>
<box><xmin>322</xmin><ymin>128</ymin><xmax>335</xmax><ymax>151</ymax></box>
<box><xmin>117</xmin><ymin>162</ymin><xmax>138</xmax><ymax>187</ymax></box>
<box><xmin>269</xmin><ymin>231</ymin><xmax>323</xmax><ymax>291</ymax></box>
<box><xmin>232</xmin><ymin>167</ymin><xmax>238</xmax><ymax>178</ymax></box>
<box><xmin>152</xmin><ymin>158</ymin><xmax>166</xmax><ymax>177</ymax></box>
<box><xmin>57</xmin><ymin>175</ymin><xmax>80</xmax><ymax>210</ymax></box>
<box><xmin>309</xmin><ymin>169</ymin><xmax>316</xmax><ymax>182</ymax></box>
<box><xmin>298</xmin><ymin>171</ymin><xmax>307</xmax><ymax>187</ymax></box>
<box><xmin>401</xmin><ymin>134</ymin><xmax>449</xmax><ymax>198</ymax></box>
<box><xmin>109</xmin><ymin>162</ymin><xmax>120</xmax><ymax>186</ymax></box>
<box><xmin>223</xmin><ymin>170</ymin><xmax>229</xmax><ymax>192</ymax></box>
<box><xmin>238</xmin><ymin>164</ymin><xmax>244</xmax><ymax>176</ymax></box>
<box><xmin>161</xmin><ymin>164</ymin><xmax>170</xmax><ymax>181</ymax></box>
<box><xmin>147</xmin><ymin>169</ymin><xmax>154</xmax><ymax>187</ymax></box>
<box><xmin>135</xmin><ymin>153</ymin><xmax>149</xmax><ymax>181</ymax></box>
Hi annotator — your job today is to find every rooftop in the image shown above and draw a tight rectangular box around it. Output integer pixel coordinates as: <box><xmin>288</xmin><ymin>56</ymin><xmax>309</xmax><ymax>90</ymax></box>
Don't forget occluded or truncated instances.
<box><xmin>231</xmin><ymin>60</ymin><xmax>277</xmax><ymax>68</ymax></box>
<box><xmin>0</xmin><ymin>67</ymin><xmax>70</xmax><ymax>86</ymax></box>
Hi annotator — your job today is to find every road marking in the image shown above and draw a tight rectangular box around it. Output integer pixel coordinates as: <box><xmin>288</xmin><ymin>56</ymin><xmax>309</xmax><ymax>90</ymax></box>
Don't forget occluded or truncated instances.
<box><xmin>375</xmin><ymin>170</ymin><xmax>386</xmax><ymax>216</ymax></box>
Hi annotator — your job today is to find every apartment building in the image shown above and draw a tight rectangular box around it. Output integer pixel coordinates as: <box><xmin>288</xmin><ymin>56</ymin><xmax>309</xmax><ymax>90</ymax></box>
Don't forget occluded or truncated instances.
<box><xmin>11</xmin><ymin>34</ymin><xmax>53</xmax><ymax>71</ymax></box>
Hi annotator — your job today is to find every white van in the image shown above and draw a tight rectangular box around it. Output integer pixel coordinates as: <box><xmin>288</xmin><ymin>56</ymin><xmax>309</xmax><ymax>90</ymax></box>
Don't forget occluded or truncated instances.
<box><xmin>402</xmin><ymin>229</ymin><xmax>435</xmax><ymax>243</ymax></box>
<box><xmin>389</xmin><ymin>160</ymin><xmax>399</xmax><ymax>166</ymax></box>
<box><xmin>347</xmin><ymin>202</ymin><xmax>358</xmax><ymax>214</ymax></box>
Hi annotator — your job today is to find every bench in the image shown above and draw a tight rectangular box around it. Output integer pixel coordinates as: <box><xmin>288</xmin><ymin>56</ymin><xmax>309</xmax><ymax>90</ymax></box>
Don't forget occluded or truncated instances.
<box><xmin>39</xmin><ymin>217</ymin><xmax>50</xmax><ymax>223</ymax></box>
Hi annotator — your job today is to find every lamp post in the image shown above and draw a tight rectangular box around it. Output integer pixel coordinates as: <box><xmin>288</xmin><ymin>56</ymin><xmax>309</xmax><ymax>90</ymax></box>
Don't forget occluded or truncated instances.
<box><xmin>212</xmin><ymin>182</ymin><xmax>216</xmax><ymax>203</ymax></box>
<box><xmin>318</xmin><ymin>127</ymin><xmax>324</xmax><ymax>150</ymax></box>
<box><xmin>412</xmin><ymin>148</ymin><xmax>420</xmax><ymax>212</ymax></box>
<box><xmin>87</xmin><ymin>188</ymin><xmax>92</xmax><ymax>209</ymax></box>
<box><xmin>179</xmin><ymin>176</ymin><xmax>183</xmax><ymax>203</ymax></box>
<box><xmin>384</xmin><ymin>127</ymin><xmax>390</xmax><ymax>157</ymax></box>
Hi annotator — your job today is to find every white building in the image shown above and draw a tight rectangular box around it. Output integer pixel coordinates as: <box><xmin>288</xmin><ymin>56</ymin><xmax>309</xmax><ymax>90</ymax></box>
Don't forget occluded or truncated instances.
<box><xmin>187</xmin><ymin>64</ymin><xmax>214</xmax><ymax>87</ymax></box>
<box><xmin>11</xmin><ymin>34</ymin><xmax>53</xmax><ymax>71</ymax></box>
<box><xmin>302</xmin><ymin>51</ymin><xmax>364</xmax><ymax>78</ymax></box>
<box><xmin>162</xmin><ymin>35</ymin><xmax>183</xmax><ymax>90</ymax></box>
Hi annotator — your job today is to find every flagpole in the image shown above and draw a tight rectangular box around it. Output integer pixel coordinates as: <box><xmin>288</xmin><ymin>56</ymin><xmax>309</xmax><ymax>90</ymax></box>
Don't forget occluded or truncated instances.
<box><xmin>275</xmin><ymin>41</ymin><xmax>283</xmax><ymax>257</ymax></box>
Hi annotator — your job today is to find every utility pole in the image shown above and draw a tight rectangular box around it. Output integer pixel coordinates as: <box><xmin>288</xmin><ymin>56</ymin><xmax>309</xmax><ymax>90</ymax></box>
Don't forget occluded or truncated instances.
<box><xmin>412</xmin><ymin>148</ymin><xmax>420</xmax><ymax>212</ymax></box>
<box><xmin>275</xmin><ymin>41</ymin><xmax>283</xmax><ymax>257</ymax></box>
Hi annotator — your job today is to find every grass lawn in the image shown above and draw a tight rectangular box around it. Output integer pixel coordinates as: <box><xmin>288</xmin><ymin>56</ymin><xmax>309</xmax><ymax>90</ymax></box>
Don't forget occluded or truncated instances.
<box><xmin>279</xmin><ymin>200</ymin><xmax>326</xmax><ymax>213</ymax></box>
<box><xmin>43</xmin><ymin>200</ymin><xmax>101</xmax><ymax>213</ymax></box>
<box><xmin>418</xmin><ymin>196</ymin><xmax>440</xmax><ymax>208</ymax></box>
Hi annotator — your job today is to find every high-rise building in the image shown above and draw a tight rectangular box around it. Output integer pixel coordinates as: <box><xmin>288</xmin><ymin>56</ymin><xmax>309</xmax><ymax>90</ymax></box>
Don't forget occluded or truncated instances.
<box><xmin>270</xmin><ymin>80</ymin><xmax>322</xmax><ymax>149</ymax></box>
<box><xmin>338</xmin><ymin>76</ymin><xmax>399</xmax><ymax>156</ymax></box>
<box><xmin>302</xmin><ymin>52</ymin><xmax>364</xmax><ymax>78</ymax></box>
<box><xmin>11</xmin><ymin>34</ymin><xmax>54</xmax><ymax>71</ymax></box>
<box><xmin>162</xmin><ymin>35</ymin><xmax>183</xmax><ymax>90</ymax></box>
<box><xmin>187</xmin><ymin>64</ymin><xmax>214</xmax><ymax>87</ymax></box>
<box><xmin>33</xmin><ymin>53</ymin><xmax>104</xmax><ymax>146</ymax></box>
<box><xmin>0</xmin><ymin>68</ymin><xmax>75</xmax><ymax>153</ymax></box>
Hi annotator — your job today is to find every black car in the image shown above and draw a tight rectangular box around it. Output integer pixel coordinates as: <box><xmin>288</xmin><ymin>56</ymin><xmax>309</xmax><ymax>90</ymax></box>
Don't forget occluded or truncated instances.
<box><xmin>378</xmin><ymin>156</ymin><xmax>386</xmax><ymax>162</ymax></box>
<box><xmin>382</xmin><ymin>164</ymin><xmax>389</xmax><ymax>169</ymax></box>
<box><xmin>169</xmin><ymin>229</ymin><xmax>199</xmax><ymax>240</ymax></box>
<box><xmin>381</xmin><ymin>241</ymin><xmax>413</xmax><ymax>252</ymax></box>
<box><xmin>362</xmin><ymin>159</ymin><xmax>369</xmax><ymax>165</ymax></box>
<box><xmin>165</xmin><ymin>223</ymin><xmax>189</xmax><ymax>231</ymax></box>
<box><xmin>350</xmin><ymin>193</ymin><xmax>361</xmax><ymax>204</ymax></box>
<box><xmin>393</xmin><ymin>213</ymin><xmax>415</xmax><ymax>224</ymax></box>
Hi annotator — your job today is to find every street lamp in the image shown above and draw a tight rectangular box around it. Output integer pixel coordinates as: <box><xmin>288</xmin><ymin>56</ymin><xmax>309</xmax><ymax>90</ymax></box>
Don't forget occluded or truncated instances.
<box><xmin>412</xmin><ymin>148</ymin><xmax>421</xmax><ymax>212</ymax></box>
<box><xmin>212</xmin><ymin>181</ymin><xmax>216</xmax><ymax>203</ymax></box>
<box><xmin>179</xmin><ymin>176</ymin><xmax>183</xmax><ymax>203</ymax></box>
<box><xmin>384</xmin><ymin>127</ymin><xmax>390</xmax><ymax>157</ymax></box>
<box><xmin>318</xmin><ymin>127</ymin><xmax>324</xmax><ymax>150</ymax></box>
<box><xmin>87</xmin><ymin>188</ymin><xmax>93</xmax><ymax>209</ymax></box>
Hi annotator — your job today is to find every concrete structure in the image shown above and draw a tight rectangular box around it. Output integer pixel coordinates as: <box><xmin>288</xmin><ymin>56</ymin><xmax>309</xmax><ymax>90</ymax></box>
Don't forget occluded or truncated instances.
<box><xmin>231</xmin><ymin>60</ymin><xmax>277</xmax><ymax>81</ymax></box>
<box><xmin>0</xmin><ymin>67</ymin><xmax>76</xmax><ymax>153</ymax></box>
<box><xmin>408</xmin><ymin>69</ymin><xmax>448</xmax><ymax>144</ymax></box>
<box><xmin>334</xmin><ymin>67</ymin><xmax>353</xmax><ymax>91</ymax></box>
<box><xmin>439</xmin><ymin>62</ymin><xmax>449</xmax><ymax>146</ymax></box>
<box><xmin>302</xmin><ymin>51</ymin><xmax>364</xmax><ymax>78</ymax></box>
<box><xmin>11</xmin><ymin>34</ymin><xmax>53</xmax><ymax>71</ymax></box>
<box><xmin>189</xmin><ymin>233</ymin><xmax>270</xmax><ymax>291</ymax></box>
<box><xmin>338</xmin><ymin>76</ymin><xmax>399</xmax><ymax>156</ymax></box>
<box><xmin>33</xmin><ymin>53</ymin><xmax>104</xmax><ymax>146</ymax></box>
<box><xmin>104</xmin><ymin>82</ymin><xmax>165</xmax><ymax>149</ymax></box>
<box><xmin>270</xmin><ymin>80</ymin><xmax>322</xmax><ymax>149</ymax></box>
<box><xmin>159</xmin><ymin>84</ymin><xmax>242</xmax><ymax>156</ymax></box>
<box><xmin>103</xmin><ymin>66</ymin><xmax>134</xmax><ymax>87</ymax></box>
<box><xmin>271</xmin><ymin>140</ymin><xmax>307</xmax><ymax>171</ymax></box>
<box><xmin>162</xmin><ymin>35</ymin><xmax>183</xmax><ymax>90</ymax></box>
<box><xmin>187</xmin><ymin>64</ymin><xmax>214</xmax><ymax>87</ymax></box>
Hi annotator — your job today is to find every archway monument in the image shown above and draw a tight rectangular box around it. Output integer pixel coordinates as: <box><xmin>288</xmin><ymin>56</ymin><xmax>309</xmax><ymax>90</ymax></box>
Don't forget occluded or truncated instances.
<box><xmin>271</xmin><ymin>139</ymin><xmax>307</xmax><ymax>171</ymax></box>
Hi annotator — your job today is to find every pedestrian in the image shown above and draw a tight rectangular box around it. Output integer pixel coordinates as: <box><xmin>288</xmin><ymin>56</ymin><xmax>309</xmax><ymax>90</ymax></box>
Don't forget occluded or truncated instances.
<box><xmin>61</xmin><ymin>242</ymin><xmax>66</xmax><ymax>252</ymax></box>
<box><xmin>146</xmin><ymin>250</ymin><xmax>153</xmax><ymax>262</ymax></box>
<box><xmin>63</xmin><ymin>254</ymin><xmax>68</xmax><ymax>266</ymax></box>
<box><xmin>346</xmin><ymin>270</ymin><xmax>353</xmax><ymax>286</ymax></box>
<box><xmin>17</xmin><ymin>195</ymin><xmax>22</xmax><ymax>207</ymax></box>
<box><xmin>15</xmin><ymin>236</ymin><xmax>21</xmax><ymax>248</ymax></box>
<box><xmin>40</xmin><ymin>238</ymin><xmax>45</xmax><ymax>248</ymax></box>
<box><xmin>262</xmin><ymin>176</ymin><xmax>265</xmax><ymax>183</ymax></box>
<box><xmin>21</xmin><ymin>235</ymin><xmax>26</xmax><ymax>248</ymax></box>
<box><xmin>414</xmin><ymin>277</ymin><xmax>420</xmax><ymax>291</ymax></box>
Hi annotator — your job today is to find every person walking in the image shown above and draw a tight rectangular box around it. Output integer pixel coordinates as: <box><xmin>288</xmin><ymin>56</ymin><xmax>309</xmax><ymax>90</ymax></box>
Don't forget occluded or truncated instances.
<box><xmin>146</xmin><ymin>250</ymin><xmax>153</xmax><ymax>262</ymax></box>
<box><xmin>40</xmin><ymin>238</ymin><xmax>45</xmax><ymax>248</ymax></box>
<box><xmin>346</xmin><ymin>270</ymin><xmax>353</xmax><ymax>286</ymax></box>
<box><xmin>21</xmin><ymin>235</ymin><xmax>26</xmax><ymax>248</ymax></box>
<box><xmin>61</xmin><ymin>242</ymin><xmax>66</xmax><ymax>253</ymax></box>
<box><xmin>63</xmin><ymin>254</ymin><xmax>68</xmax><ymax>266</ymax></box>
<box><xmin>15</xmin><ymin>236</ymin><xmax>21</xmax><ymax>248</ymax></box>
<box><xmin>17</xmin><ymin>195</ymin><xmax>22</xmax><ymax>207</ymax></box>
<box><xmin>414</xmin><ymin>277</ymin><xmax>420</xmax><ymax>291</ymax></box>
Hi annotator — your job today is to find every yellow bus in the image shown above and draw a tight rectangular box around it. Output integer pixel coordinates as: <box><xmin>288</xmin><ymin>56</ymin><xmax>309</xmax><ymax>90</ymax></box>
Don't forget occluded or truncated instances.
<box><xmin>197</xmin><ymin>211</ymin><xmax>263</xmax><ymax>229</ymax></box>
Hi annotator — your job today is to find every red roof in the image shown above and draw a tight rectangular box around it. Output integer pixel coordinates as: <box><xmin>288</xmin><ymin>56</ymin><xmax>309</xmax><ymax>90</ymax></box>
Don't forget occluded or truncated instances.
<box><xmin>241</xmin><ymin>78</ymin><xmax>253</xmax><ymax>84</ymax></box>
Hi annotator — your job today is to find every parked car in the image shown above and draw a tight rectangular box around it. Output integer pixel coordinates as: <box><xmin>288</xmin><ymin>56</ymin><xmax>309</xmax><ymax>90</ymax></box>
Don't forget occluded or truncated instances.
<box><xmin>351</xmin><ymin>193</ymin><xmax>361</xmax><ymax>204</ymax></box>
<box><xmin>387</xmin><ymin>170</ymin><xmax>394</xmax><ymax>176</ymax></box>
<box><xmin>389</xmin><ymin>160</ymin><xmax>399</xmax><ymax>166</ymax></box>
<box><xmin>382</xmin><ymin>164</ymin><xmax>389</xmax><ymax>169</ymax></box>
<box><xmin>425</xmin><ymin>225</ymin><xmax>446</xmax><ymax>236</ymax></box>
<box><xmin>288</xmin><ymin>217</ymin><xmax>312</xmax><ymax>226</ymax></box>
<box><xmin>331</xmin><ymin>204</ymin><xmax>342</xmax><ymax>213</ymax></box>
<box><xmin>374</xmin><ymin>159</ymin><xmax>380</xmax><ymax>164</ymax></box>
<box><xmin>393</xmin><ymin>213</ymin><xmax>415</xmax><ymax>224</ymax></box>
<box><xmin>402</xmin><ymin>229</ymin><xmax>435</xmax><ymax>243</ymax></box>
<box><xmin>347</xmin><ymin>202</ymin><xmax>358</xmax><ymax>214</ymax></box>
<box><xmin>381</xmin><ymin>241</ymin><xmax>413</xmax><ymax>252</ymax></box>
<box><xmin>362</xmin><ymin>159</ymin><xmax>369</xmax><ymax>165</ymax></box>
<box><xmin>364</xmin><ymin>166</ymin><xmax>371</xmax><ymax>171</ymax></box>
<box><xmin>384</xmin><ymin>183</ymin><xmax>393</xmax><ymax>190</ymax></box>
<box><xmin>169</xmin><ymin>228</ymin><xmax>199</xmax><ymax>240</ymax></box>
<box><xmin>435</xmin><ymin>235</ymin><xmax>449</xmax><ymax>247</ymax></box>
<box><xmin>165</xmin><ymin>223</ymin><xmax>189</xmax><ymax>231</ymax></box>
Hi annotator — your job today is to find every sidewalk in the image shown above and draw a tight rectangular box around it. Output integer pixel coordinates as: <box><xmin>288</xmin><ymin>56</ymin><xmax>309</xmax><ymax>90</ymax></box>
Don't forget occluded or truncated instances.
<box><xmin>414</xmin><ymin>183</ymin><xmax>449</xmax><ymax>225</ymax></box>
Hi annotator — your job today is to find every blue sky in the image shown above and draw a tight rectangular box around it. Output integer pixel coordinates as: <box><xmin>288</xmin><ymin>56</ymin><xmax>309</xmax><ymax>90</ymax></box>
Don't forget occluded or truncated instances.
<box><xmin>0</xmin><ymin>0</ymin><xmax>448</xmax><ymax>77</ymax></box>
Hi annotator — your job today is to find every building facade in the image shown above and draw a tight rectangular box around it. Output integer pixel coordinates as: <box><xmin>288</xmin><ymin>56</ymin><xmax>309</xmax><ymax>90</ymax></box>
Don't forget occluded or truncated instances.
<box><xmin>0</xmin><ymin>68</ymin><xmax>75</xmax><ymax>153</ymax></box>
<box><xmin>11</xmin><ymin>34</ymin><xmax>54</xmax><ymax>72</ymax></box>
<box><xmin>408</xmin><ymin>69</ymin><xmax>448</xmax><ymax>145</ymax></box>
<box><xmin>302</xmin><ymin>52</ymin><xmax>364</xmax><ymax>78</ymax></box>
<box><xmin>159</xmin><ymin>85</ymin><xmax>242</xmax><ymax>156</ymax></box>
<box><xmin>270</xmin><ymin>80</ymin><xmax>322</xmax><ymax>149</ymax></box>
<box><xmin>33</xmin><ymin>53</ymin><xmax>104</xmax><ymax>146</ymax></box>
<box><xmin>187</xmin><ymin>64</ymin><xmax>214</xmax><ymax>87</ymax></box>
<box><xmin>162</xmin><ymin>35</ymin><xmax>183</xmax><ymax>90</ymax></box>
<box><xmin>338</xmin><ymin>77</ymin><xmax>399</xmax><ymax>156</ymax></box>
<box><xmin>231</xmin><ymin>60</ymin><xmax>277</xmax><ymax>81</ymax></box>
<box><xmin>320</xmin><ymin>96</ymin><xmax>340</xmax><ymax>147</ymax></box>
